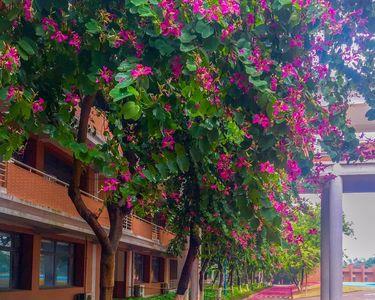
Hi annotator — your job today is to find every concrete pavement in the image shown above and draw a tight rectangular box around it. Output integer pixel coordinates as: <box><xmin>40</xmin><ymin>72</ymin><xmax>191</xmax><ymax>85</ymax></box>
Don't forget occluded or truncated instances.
<box><xmin>301</xmin><ymin>290</ymin><xmax>375</xmax><ymax>300</ymax></box>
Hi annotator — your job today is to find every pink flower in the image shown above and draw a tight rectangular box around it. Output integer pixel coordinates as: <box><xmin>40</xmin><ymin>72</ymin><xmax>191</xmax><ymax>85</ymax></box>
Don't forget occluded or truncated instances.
<box><xmin>96</xmin><ymin>66</ymin><xmax>113</xmax><ymax>84</ymax></box>
<box><xmin>130</xmin><ymin>64</ymin><xmax>153</xmax><ymax>78</ymax></box>
<box><xmin>51</xmin><ymin>30</ymin><xmax>69</xmax><ymax>43</ymax></box>
<box><xmin>217</xmin><ymin>154</ymin><xmax>234</xmax><ymax>181</ymax></box>
<box><xmin>287</xmin><ymin>159</ymin><xmax>302</xmax><ymax>181</ymax></box>
<box><xmin>159</xmin><ymin>0</ymin><xmax>183</xmax><ymax>37</ymax></box>
<box><xmin>248</xmin><ymin>47</ymin><xmax>273</xmax><ymax>73</ymax></box>
<box><xmin>272</xmin><ymin>100</ymin><xmax>289</xmax><ymax>117</ymax></box>
<box><xmin>230</xmin><ymin>72</ymin><xmax>250</xmax><ymax>94</ymax></box>
<box><xmin>252</xmin><ymin>113</ymin><xmax>270</xmax><ymax>128</ymax></box>
<box><xmin>260</xmin><ymin>161</ymin><xmax>275</xmax><ymax>174</ymax></box>
<box><xmin>270</xmin><ymin>76</ymin><xmax>278</xmax><ymax>91</ymax></box>
<box><xmin>42</xmin><ymin>17</ymin><xmax>58</xmax><ymax>32</ymax></box>
<box><xmin>235</xmin><ymin>157</ymin><xmax>250</xmax><ymax>169</ymax></box>
<box><xmin>164</xmin><ymin>103</ymin><xmax>172</xmax><ymax>112</ymax></box>
<box><xmin>32</xmin><ymin>97</ymin><xmax>45</xmax><ymax>113</ymax></box>
<box><xmin>170</xmin><ymin>56</ymin><xmax>183</xmax><ymax>80</ymax></box>
<box><xmin>308</xmin><ymin>228</ymin><xmax>318</xmax><ymax>235</ymax></box>
<box><xmin>221</xmin><ymin>24</ymin><xmax>235</xmax><ymax>41</ymax></box>
<box><xmin>161</xmin><ymin>131</ymin><xmax>175</xmax><ymax>150</ymax></box>
<box><xmin>69</xmin><ymin>32</ymin><xmax>81</xmax><ymax>51</ymax></box>
<box><xmin>247</xmin><ymin>13</ymin><xmax>255</xmax><ymax>26</ymax></box>
<box><xmin>281</xmin><ymin>63</ymin><xmax>298</xmax><ymax>79</ymax></box>
<box><xmin>196</xmin><ymin>67</ymin><xmax>217</xmax><ymax>92</ymax></box>
<box><xmin>290</xmin><ymin>34</ymin><xmax>303</xmax><ymax>48</ymax></box>
<box><xmin>0</xmin><ymin>45</ymin><xmax>20</xmax><ymax>73</ymax></box>
<box><xmin>65</xmin><ymin>92</ymin><xmax>80</xmax><ymax>106</ymax></box>
<box><xmin>103</xmin><ymin>178</ymin><xmax>119</xmax><ymax>192</ymax></box>
<box><xmin>121</xmin><ymin>170</ymin><xmax>132</xmax><ymax>182</ymax></box>
<box><xmin>23</xmin><ymin>0</ymin><xmax>33</xmax><ymax>21</ymax></box>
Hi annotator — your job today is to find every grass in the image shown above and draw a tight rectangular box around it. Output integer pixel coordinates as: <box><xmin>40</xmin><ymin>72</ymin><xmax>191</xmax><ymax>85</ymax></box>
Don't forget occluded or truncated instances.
<box><xmin>293</xmin><ymin>284</ymin><xmax>373</xmax><ymax>298</ymax></box>
<box><xmin>116</xmin><ymin>284</ymin><xmax>265</xmax><ymax>300</ymax></box>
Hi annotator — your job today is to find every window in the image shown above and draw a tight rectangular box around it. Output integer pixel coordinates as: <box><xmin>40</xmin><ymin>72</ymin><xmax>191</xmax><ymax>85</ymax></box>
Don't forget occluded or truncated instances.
<box><xmin>0</xmin><ymin>232</ymin><xmax>20</xmax><ymax>289</ymax></box>
<box><xmin>39</xmin><ymin>240</ymin><xmax>74</xmax><ymax>287</ymax></box>
<box><xmin>134</xmin><ymin>253</ymin><xmax>149</xmax><ymax>283</ymax></box>
<box><xmin>169</xmin><ymin>259</ymin><xmax>178</xmax><ymax>280</ymax></box>
<box><xmin>44</xmin><ymin>152</ymin><xmax>73</xmax><ymax>184</ymax></box>
<box><xmin>152</xmin><ymin>257</ymin><xmax>164</xmax><ymax>283</ymax></box>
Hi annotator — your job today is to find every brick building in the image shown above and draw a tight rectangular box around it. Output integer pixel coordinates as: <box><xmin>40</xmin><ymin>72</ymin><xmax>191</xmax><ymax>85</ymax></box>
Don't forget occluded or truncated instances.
<box><xmin>0</xmin><ymin>110</ymin><xmax>182</xmax><ymax>300</ymax></box>
<box><xmin>343</xmin><ymin>264</ymin><xmax>375</xmax><ymax>282</ymax></box>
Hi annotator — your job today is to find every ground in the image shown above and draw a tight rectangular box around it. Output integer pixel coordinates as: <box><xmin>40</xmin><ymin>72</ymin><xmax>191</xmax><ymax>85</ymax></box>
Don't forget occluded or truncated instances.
<box><xmin>302</xmin><ymin>290</ymin><xmax>375</xmax><ymax>300</ymax></box>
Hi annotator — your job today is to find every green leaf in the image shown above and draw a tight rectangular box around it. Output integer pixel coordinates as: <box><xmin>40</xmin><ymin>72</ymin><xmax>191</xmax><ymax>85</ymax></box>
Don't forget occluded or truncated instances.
<box><xmin>85</xmin><ymin>19</ymin><xmax>101</xmax><ymax>34</ymax></box>
<box><xmin>17</xmin><ymin>39</ymin><xmax>35</xmax><ymax>56</ymax></box>
<box><xmin>180</xmin><ymin>43</ymin><xmax>196</xmax><ymax>52</ymax></box>
<box><xmin>179</xmin><ymin>30</ymin><xmax>197</xmax><ymax>43</ymax></box>
<box><xmin>122</xmin><ymin>101</ymin><xmax>141</xmax><ymax>120</ymax></box>
<box><xmin>195</xmin><ymin>20</ymin><xmax>214</xmax><ymax>38</ymax></box>
<box><xmin>137</xmin><ymin>5</ymin><xmax>156</xmax><ymax>17</ymax></box>
<box><xmin>130</xmin><ymin>0</ymin><xmax>148</xmax><ymax>6</ymax></box>
<box><xmin>151</xmin><ymin>39</ymin><xmax>175</xmax><ymax>56</ymax></box>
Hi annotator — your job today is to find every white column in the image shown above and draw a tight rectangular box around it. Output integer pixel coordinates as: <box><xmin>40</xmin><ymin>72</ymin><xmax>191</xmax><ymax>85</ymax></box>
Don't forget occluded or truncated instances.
<box><xmin>329</xmin><ymin>175</ymin><xmax>343</xmax><ymax>300</ymax></box>
<box><xmin>321</xmin><ymin>182</ymin><xmax>330</xmax><ymax>300</ymax></box>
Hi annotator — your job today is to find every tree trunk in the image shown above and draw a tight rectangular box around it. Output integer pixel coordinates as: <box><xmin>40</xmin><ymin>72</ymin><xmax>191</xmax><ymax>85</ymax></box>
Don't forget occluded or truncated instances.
<box><xmin>217</xmin><ymin>265</ymin><xmax>224</xmax><ymax>300</ymax></box>
<box><xmin>199</xmin><ymin>258</ymin><xmax>209</xmax><ymax>292</ymax></box>
<box><xmin>176</xmin><ymin>230</ymin><xmax>201</xmax><ymax>297</ymax></box>
<box><xmin>100</xmin><ymin>250</ymin><xmax>116</xmax><ymax>300</ymax></box>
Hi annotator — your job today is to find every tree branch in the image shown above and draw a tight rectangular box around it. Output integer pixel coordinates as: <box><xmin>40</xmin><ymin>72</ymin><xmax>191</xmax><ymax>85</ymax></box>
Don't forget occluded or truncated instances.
<box><xmin>68</xmin><ymin>94</ymin><xmax>112</xmax><ymax>254</ymax></box>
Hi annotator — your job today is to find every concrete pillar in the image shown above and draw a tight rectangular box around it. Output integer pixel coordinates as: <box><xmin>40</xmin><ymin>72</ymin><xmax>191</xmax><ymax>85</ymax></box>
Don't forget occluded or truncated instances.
<box><xmin>329</xmin><ymin>175</ymin><xmax>343</xmax><ymax>300</ymax></box>
<box><xmin>321</xmin><ymin>182</ymin><xmax>330</xmax><ymax>300</ymax></box>
<box><xmin>126</xmin><ymin>251</ymin><xmax>133</xmax><ymax>297</ymax></box>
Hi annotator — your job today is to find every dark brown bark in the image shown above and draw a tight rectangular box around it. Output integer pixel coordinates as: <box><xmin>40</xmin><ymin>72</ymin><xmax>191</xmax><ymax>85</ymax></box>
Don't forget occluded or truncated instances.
<box><xmin>199</xmin><ymin>258</ymin><xmax>210</xmax><ymax>292</ymax></box>
<box><xmin>67</xmin><ymin>95</ymin><xmax>127</xmax><ymax>300</ymax></box>
<box><xmin>176</xmin><ymin>230</ymin><xmax>201</xmax><ymax>296</ymax></box>
<box><xmin>100</xmin><ymin>250</ymin><xmax>116</xmax><ymax>300</ymax></box>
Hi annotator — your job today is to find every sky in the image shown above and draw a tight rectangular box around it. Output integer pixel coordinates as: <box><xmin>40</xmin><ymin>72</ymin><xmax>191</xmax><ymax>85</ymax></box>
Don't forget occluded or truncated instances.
<box><xmin>343</xmin><ymin>193</ymin><xmax>375</xmax><ymax>260</ymax></box>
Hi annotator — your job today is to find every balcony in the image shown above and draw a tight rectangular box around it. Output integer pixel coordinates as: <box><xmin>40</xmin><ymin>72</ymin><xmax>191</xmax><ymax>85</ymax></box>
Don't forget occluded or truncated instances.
<box><xmin>0</xmin><ymin>159</ymin><xmax>174</xmax><ymax>247</ymax></box>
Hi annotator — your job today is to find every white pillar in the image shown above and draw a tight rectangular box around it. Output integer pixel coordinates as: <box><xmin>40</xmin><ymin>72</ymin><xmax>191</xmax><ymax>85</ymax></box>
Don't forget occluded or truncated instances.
<box><xmin>321</xmin><ymin>182</ymin><xmax>330</xmax><ymax>300</ymax></box>
<box><xmin>329</xmin><ymin>175</ymin><xmax>343</xmax><ymax>300</ymax></box>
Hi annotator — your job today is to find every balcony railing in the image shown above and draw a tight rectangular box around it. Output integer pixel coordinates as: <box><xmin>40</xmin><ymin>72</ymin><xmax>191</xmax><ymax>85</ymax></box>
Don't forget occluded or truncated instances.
<box><xmin>1</xmin><ymin>159</ymin><xmax>173</xmax><ymax>245</ymax></box>
<box><xmin>0</xmin><ymin>160</ymin><xmax>5</xmax><ymax>188</ymax></box>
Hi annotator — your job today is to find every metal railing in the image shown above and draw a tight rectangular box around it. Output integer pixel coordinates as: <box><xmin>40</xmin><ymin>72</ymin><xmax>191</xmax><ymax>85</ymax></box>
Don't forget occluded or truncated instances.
<box><xmin>123</xmin><ymin>214</ymin><xmax>133</xmax><ymax>231</ymax></box>
<box><xmin>0</xmin><ymin>160</ymin><xmax>6</xmax><ymax>187</ymax></box>
<box><xmin>4</xmin><ymin>159</ymin><xmax>171</xmax><ymax>240</ymax></box>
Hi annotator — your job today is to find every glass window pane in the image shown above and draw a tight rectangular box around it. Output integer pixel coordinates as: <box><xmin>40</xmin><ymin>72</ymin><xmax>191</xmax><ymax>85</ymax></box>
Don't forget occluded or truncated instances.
<box><xmin>39</xmin><ymin>254</ymin><xmax>54</xmax><ymax>287</ymax></box>
<box><xmin>56</xmin><ymin>242</ymin><xmax>70</xmax><ymax>255</ymax></box>
<box><xmin>134</xmin><ymin>254</ymin><xmax>144</xmax><ymax>283</ymax></box>
<box><xmin>55</xmin><ymin>255</ymin><xmax>69</xmax><ymax>286</ymax></box>
<box><xmin>0</xmin><ymin>233</ymin><xmax>11</xmax><ymax>248</ymax></box>
<box><xmin>0</xmin><ymin>250</ymin><xmax>10</xmax><ymax>289</ymax></box>
<box><xmin>152</xmin><ymin>257</ymin><xmax>162</xmax><ymax>283</ymax></box>
<box><xmin>41</xmin><ymin>240</ymin><xmax>54</xmax><ymax>252</ymax></box>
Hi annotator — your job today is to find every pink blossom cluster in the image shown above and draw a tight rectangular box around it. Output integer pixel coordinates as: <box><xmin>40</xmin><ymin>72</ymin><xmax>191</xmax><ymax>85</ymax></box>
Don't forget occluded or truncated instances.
<box><xmin>287</xmin><ymin>159</ymin><xmax>302</xmax><ymax>181</ymax></box>
<box><xmin>6</xmin><ymin>86</ymin><xmax>23</xmax><ymax>101</ymax></box>
<box><xmin>65</xmin><ymin>92</ymin><xmax>80</xmax><ymax>106</ymax></box>
<box><xmin>0</xmin><ymin>45</ymin><xmax>20</xmax><ymax>73</ymax></box>
<box><xmin>182</xmin><ymin>0</ymin><xmax>239</xmax><ymax>22</ymax></box>
<box><xmin>281</xmin><ymin>63</ymin><xmax>298</xmax><ymax>79</ymax></box>
<box><xmin>235</xmin><ymin>157</ymin><xmax>250</xmax><ymax>169</ymax></box>
<box><xmin>290</xmin><ymin>34</ymin><xmax>303</xmax><ymax>48</ymax></box>
<box><xmin>32</xmin><ymin>97</ymin><xmax>45</xmax><ymax>113</ymax></box>
<box><xmin>96</xmin><ymin>66</ymin><xmax>113</xmax><ymax>84</ymax></box>
<box><xmin>272</xmin><ymin>100</ymin><xmax>289</xmax><ymax>117</ymax></box>
<box><xmin>229</xmin><ymin>72</ymin><xmax>250</xmax><ymax>94</ymax></box>
<box><xmin>196</xmin><ymin>67</ymin><xmax>218</xmax><ymax>93</ymax></box>
<box><xmin>248</xmin><ymin>47</ymin><xmax>273</xmax><ymax>73</ymax></box>
<box><xmin>259</xmin><ymin>161</ymin><xmax>275</xmax><ymax>174</ymax></box>
<box><xmin>23</xmin><ymin>0</ymin><xmax>33</xmax><ymax>21</ymax></box>
<box><xmin>231</xmin><ymin>230</ymin><xmax>254</xmax><ymax>249</ymax></box>
<box><xmin>121</xmin><ymin>170</ymin><xmax>132</xmax><ymax>182</ymax></box>
<box><xmin>114</xmin><ymin>30</ymin><xmax>143</xmax><ymax>58</ymax></box>
<box><xmin>130</xmin><ymin>64</ymin><xmax>153</xmax><ymax>79</ymax></box>
<box><xmin>103</xmin><ymin>178</ymin><xmax>119</xmax><ymax>192</ymax></box>
<box><xmin>217</xmin><ymin>154</ymin><xmax>234</xmax><ymax>181</ymax></box>
<box><xmin>308</xmin><ymin>228</ymin><xmax>318</xmax><ymax>235</ymax></box>
<box><xmin>170</xmin><ymin>56</ymin><xmax>183</xmax><ymax>80</ymax></box>
<box><xmin>252</xmin><ymin>113</ymin><xmax>270</xmax><ymax>128</ymax></box>
<box><xmin>41</xmin><ymin>17</ymin><xmax>82</xmax><ymax>51</ymax></box>
<box><xmin>159</xmin><ymin>0</ymin><xmax>183</xmax><ymax>37</ymax></box>
<box><xmin>161</xmin><ymin>129</ymin><xmax>175</xmax><ymax>150</ymax></box>
<box><xmin>221</xmin><ymin>24</ymin><xmax>235</xmax><ymax>41</ymax></box>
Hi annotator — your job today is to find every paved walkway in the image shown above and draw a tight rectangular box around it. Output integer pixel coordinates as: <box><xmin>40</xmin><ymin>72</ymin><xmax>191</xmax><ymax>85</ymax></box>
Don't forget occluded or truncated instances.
<box><xmin>248</xmin><ymin>285</ymin><xmax>294</xmax><ymax>299</ymax></box>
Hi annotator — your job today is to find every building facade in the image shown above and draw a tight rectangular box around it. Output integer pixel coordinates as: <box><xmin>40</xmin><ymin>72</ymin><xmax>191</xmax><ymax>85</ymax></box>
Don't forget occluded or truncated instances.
<box><xmin>0</xmin><ymin>110</ymin><xmax>181</xmax><ymax>300</ymax></box>
<box><xmin>343</xmin><ymin>264</ymin><xmax>375</xmax><ymax>282</ymax></box>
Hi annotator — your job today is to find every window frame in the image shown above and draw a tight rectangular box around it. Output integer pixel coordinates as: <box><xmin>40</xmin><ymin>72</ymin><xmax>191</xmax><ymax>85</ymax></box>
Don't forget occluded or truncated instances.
<box><xmin>39</xmin><ymin>239</ymin><xmax>75</xmax><ymax>288</ymax></box>
<box><xmin>134</xmin><ymin>253</ymin><xmax>146</xmax><ymax>284</ymax></box>
<box><xmin>169</xmin><ymin>259</ymin><xmax>178</xmax><ymax>281</ymax></box>
<box><xmin>0</xmin><ymin>231</ymin><xmax>20</xmax><ymax>290</ymax></box>
<box><xmin>151</xmin><ymin>256</ymin><xmax>164</xmax><ymax>283</ymax></box>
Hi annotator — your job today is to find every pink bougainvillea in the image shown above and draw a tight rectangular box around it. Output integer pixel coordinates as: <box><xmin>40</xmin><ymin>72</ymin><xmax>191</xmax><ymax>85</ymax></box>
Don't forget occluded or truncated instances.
<box><xmin>32</xmin><ymin>97</ymin><xmax>45</xmax><ymax>113</ymax></box>
<box><xmin>260</xmin><ymin>161</ymin><xmax>275</xmax><ymax>174</ymax></box>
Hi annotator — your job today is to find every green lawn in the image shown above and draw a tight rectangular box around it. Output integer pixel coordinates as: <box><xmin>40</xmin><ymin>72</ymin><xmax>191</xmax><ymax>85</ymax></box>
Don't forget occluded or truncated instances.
<box><xmin>115</xmin><ymin>284</ymin><xmax>264</xmax><ymax>300</ymax></box>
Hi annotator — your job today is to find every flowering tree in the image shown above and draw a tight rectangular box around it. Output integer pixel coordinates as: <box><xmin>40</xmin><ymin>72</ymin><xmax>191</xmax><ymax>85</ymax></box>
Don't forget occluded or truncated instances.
<box><xmin>0</xmin><ymin>0</ymin><xmax>373</xmax><ymax>300</ymax></box>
